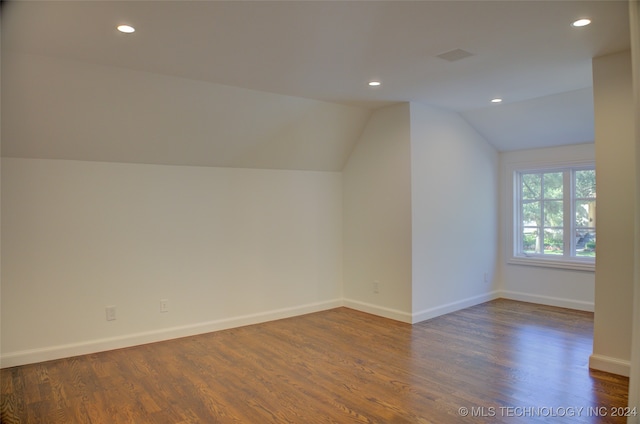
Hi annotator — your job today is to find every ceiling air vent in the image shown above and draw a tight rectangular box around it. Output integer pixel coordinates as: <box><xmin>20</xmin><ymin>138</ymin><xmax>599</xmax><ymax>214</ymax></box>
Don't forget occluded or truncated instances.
<box><xmin>436</xmin><ymin>49</ymin><xmax>474</xmax><ymax>62</ymax></box>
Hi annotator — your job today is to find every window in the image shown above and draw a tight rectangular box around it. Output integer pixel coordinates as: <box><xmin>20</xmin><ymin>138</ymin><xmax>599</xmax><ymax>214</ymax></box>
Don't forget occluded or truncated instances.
<box><xmin>512</xmin><ymin>165</ymin><xmax>595</xmax><ymax>270</ymax></box>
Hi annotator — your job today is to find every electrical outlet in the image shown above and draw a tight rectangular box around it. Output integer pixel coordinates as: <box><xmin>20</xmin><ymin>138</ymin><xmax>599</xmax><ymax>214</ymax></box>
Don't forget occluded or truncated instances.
<box><xmin>373</xmin><ymin>280</ymin><xmax>380</xmax><ymax>294</ymax></box>
<box><xmin>484</xmin><ymin>273</ymin><xmax>489</xmax><ymax>283</ymax></box>
<box><xmin>160</xmin><ymin>299</ymin><xmax>169</xmax><ymax>313</ymax></box>
<box><xmin>106</xmin><ymin>305</ymin><xmax>116</xmax><ymax>321</ymax></box>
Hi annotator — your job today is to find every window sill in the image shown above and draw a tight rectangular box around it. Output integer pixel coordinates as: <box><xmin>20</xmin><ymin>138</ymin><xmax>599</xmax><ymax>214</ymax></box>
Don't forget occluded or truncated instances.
<box><xmin>508</xmin><ymin>256</ymin><xmax>595</xmax><ymax>272</ymax></box>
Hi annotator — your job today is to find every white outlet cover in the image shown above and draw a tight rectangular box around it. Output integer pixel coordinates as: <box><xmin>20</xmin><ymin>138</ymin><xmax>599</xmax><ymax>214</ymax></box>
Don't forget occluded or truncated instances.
<box><xmin>160</xmin><ymin>299</ymin><xmax>169</xmax><ymax>313</ymax></box>
<box><xmin>106</xmin><ymin>306</ymin><xmax>116</xmax><ymax>321</ymax></box>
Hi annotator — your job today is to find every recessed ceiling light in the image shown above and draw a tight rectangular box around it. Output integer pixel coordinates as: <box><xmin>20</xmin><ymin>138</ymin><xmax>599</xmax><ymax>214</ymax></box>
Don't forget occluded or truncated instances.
<box><xmin>368</xmin><ymin>81</ymin><xmax>381</xmax><ymax>87</ymax></box>
<box><xmin>491</xmin><ymin>98</ymin><xmax>503</xmax><ymax>103</ymax></box>
<box><xmin>572</xmin><ymin>18</ymin><xmax>591</xmax><ymax>27</ymax></box>
<box><xmin>117</xmin><ymin>25</ymin><xmax>136</xmax><ymax>34</ymax></box>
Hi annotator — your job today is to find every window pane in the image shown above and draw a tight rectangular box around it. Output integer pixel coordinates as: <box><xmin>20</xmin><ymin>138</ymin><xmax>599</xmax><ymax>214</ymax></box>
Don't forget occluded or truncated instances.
<box><xmin>543</xmin><ymin>200</ymin><xmax>563</xmax><ymax>227</ymax></box>
<box><xmin>522</xmin><ymin>174</ymin><xmax>541</xmax><ymax>200</ymax></box>
<box><xmin>575</xmin><ymin>170</ymin><xmax>596</xmax><ymax>198</ymax></box>
<box><xmin>543</xmin><ymin>172</ymin><xmax>563</xmax><ymax>199</ymax></box>
<box><xmin>544</xmin><ymin>229</ymin><xmax>563</xmax><ymax>255</ymax></box>
<box><xmin>576</xmin><ymin>230</ymin><xmax>596</xmax><ymax>257</ymax></box>
<box><xmin>575</xmin><ymin>200</ymin><xmax>595</xmax><ymax>227</ymax></box>
<box><xmin>522</xmin><ymin>229</ymin><xmax>540</xmax><ymax>254</ymax></box>
<box><xmin>522</xmin><ymin>201</ymin><xmax>540</xmax><ymax>226</ymax></box>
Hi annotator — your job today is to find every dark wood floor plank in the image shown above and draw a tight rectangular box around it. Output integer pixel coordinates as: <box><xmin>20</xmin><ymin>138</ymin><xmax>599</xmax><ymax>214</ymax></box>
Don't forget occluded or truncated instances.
<box><xmin>0</xmin><ymin>299</ymin><xmax>630</xmax><ymax>423</ymax></box>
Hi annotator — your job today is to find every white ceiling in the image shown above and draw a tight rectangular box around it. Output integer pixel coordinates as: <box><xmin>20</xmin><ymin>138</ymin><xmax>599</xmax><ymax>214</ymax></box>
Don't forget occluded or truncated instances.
<box><xmin>1</xmin><ymin>0</ymin><xmax>632</xmax><ymax>158</ymax></box>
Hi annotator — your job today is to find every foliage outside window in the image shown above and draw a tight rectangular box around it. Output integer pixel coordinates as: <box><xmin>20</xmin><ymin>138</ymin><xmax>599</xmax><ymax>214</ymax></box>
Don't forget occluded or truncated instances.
<box><xmin>514</xmin><ymin>166</ymin><xmax>595</xmax><ymax>269</ymax></box>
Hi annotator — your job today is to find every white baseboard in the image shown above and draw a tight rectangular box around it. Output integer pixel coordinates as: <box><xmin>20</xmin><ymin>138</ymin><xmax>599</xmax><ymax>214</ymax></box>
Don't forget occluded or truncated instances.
<box><xmin>0</xmin><ymin>292</ymin><xmax>604</xmax><ymax>369</ymax></box>
<box><xmin>500</xmin><ymin>290</ymin><xmax>594</xmax><ymax>312</ymax></box>
<box><xmin>342</xmin><ymin>299</ymin><xmax>413</xmax><ymax>323</ymax></box>
<box><xmin>412</xmin><ymin>291</ymin><xmax>500</xmax><ymax>324</ymax></box>
<box><xmin>0</xmin><ymin>299</ymin><xmax>342</xmax><ymax>369</ymax></box>
<box><xmin>589</xmin><ymin>354</ymin><xmax>631</xmax><ymax>377</ymax></box>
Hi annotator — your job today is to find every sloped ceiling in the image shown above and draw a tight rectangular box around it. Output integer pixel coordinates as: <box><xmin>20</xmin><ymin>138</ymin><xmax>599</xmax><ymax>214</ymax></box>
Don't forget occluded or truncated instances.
<box><xmin>2</xmin><ymin>52</ymin><xmax>371</xmax><ymax>171</ymax></box>
<box><xmin>1</xmin><ymin>1</ymin><xmax>632</xmax><ymax>170</ymax></box>
<box><xmin>461</xmin><ymin>87</ymin><xmax>597</xmax><ymax>151</ymax></box>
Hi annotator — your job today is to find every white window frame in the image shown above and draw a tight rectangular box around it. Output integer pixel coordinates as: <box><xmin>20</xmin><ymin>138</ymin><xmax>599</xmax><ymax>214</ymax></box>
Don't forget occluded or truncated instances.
<box><xmin>507</xmin><ymin>160</ymin><xmax>595</xmax><ymax>272</ymax></box>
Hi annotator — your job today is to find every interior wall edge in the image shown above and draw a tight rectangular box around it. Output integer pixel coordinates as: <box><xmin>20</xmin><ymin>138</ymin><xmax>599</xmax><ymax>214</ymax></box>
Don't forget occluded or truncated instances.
<box><xmin>411</xmin><ymin>291</ymin><xmax>500</xmax><ymax>324</ymax></box>
<box><xmin>342</xmin><ymin>299</ymin><xmax>412</xmax><ymax>324</ymax></box>
<box><xmin>589</xmin><ymin>353</ymin><xmax>631</xmax><ymax>377</ymax></box>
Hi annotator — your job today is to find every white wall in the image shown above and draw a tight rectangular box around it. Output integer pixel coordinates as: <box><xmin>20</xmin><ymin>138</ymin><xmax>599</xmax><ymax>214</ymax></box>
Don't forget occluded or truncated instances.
<box><xmin>342</xmin><ymin>104</ymin><xmax>413</xmax><ymax>322</ymax></box>
<box><xmin>410</xmin><ymin>103</ymin><xmax>499</xmax><ymax>322</ymax></box>
<box><xmin>591</xmin><ymin>50</ymin><xmax>636</xmax><ymax>377</ymax></box>
<box><xmin>0</xmin><ymin>49</ymin><xmax>361</xmax><ymax>368</ymax></box>
<box><xmin>0</xmin><ymin>19</ymin><xmax>3</xmax><ymax>359</ymax></box>
<box><xmin>1</xmin><ymin>158</ymin><xmax>343</xmax><ymax>367</ymax></box>
<box><xmin>498</xmin><ymin>144</ymin><xmax>596</xmax><ymax>311</ymax></box>
<box><xmin>629</xmin><ymin>0</ymin><xmax>640</xmax><ymax>418</ymax></box>
<box><xmin>342</xmin><ymin>102</ymin><xmax>500</xmax><ymax>324</ymax></box>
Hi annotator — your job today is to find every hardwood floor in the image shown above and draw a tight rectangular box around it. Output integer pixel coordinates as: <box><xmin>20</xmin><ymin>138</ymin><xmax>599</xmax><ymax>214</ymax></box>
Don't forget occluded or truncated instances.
<box><xmin>1</xmin><ymin>299</ymin><xmax>630</xmax><ymax>423</ymax></box>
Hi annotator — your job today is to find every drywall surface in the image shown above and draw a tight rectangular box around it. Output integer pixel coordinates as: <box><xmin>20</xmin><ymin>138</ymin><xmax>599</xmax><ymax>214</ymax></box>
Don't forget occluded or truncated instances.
<box><xmin>628</xmin><ymin>0</ymin><xmax>640</xmax><ymax>415</ymax></box>
<box><xmin>1</xmin><ymin>52</ymin><xmax>370</xmax><ymax>171</ymax></box>
<box><xmin>1</xmin><ymin>158</ymin><xmax>343</xmax><ymax>366</ymax></box>
<box><xmin>342</xmin><ymin>104</ymin><xmax>413</xmax><ymax>321</ymax></box>
<box><xmin>591</xmin><ymin>50</ymin><xmax>635</xmax><ymax>376</ymax></box>
<box><xmin>410</xmin><ymin>103</ymin><xmax>499</xmax><ymax>322</ymax></box>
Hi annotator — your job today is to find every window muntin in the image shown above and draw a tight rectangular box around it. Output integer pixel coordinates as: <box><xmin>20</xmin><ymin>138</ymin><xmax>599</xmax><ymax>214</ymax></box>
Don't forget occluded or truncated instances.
<box><xmin>515</xmin><ymin>167</ymin><xmax>595</xmax><ymax>264</ymax></box>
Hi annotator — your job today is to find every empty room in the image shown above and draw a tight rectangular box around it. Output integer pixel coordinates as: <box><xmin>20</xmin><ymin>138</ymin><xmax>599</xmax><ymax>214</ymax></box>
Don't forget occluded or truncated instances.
<box><xmin>1</xmin><ymin>1</ymin><xmax>639</xmax><ymax>423</ymax></box>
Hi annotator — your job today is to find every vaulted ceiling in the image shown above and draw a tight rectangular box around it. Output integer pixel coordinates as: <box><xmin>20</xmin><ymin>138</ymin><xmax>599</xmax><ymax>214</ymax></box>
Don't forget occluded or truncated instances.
<box><xmin>1</xmin><ymin>0</ymin><xmax>631</xmax><ymax>169</ymax></box>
